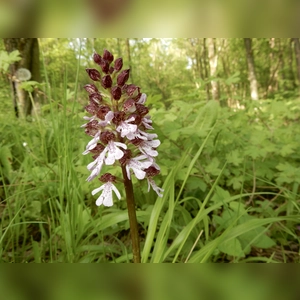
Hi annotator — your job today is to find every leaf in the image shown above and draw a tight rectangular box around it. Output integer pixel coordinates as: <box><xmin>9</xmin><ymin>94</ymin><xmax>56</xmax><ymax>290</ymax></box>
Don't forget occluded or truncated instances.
<box><xmin>0</xmin><ymin>145</ymin><xmax>13</xmax><ymax>181</ymax></box>
<box><xmin>238</xmin><ymin>226</ymin><xmax>276</xmax><ymax>253</ymax></box>
<box><xmin>211</xmin><ymin>185</ymin><xmax>231</xmax><ymax>203</ymax></box>
<box><xmin>193</xmin><ymin>100</ymin><xmax>219</xmax><ymax>131</ymax></box>
<box><xmin>0</xmin><ymin>50</ymin><xmax>21</xmax><ymax>72</ymax></box>
<box><xmin>205</xmin><ymin>157</ymin><xmax>221</xmax><ymax>176</ymax></box>
<box><xmin>226</xmin><ymin>149</ymin><xmax>243</xmax><ymax>166</ymax></box>
<box><xmin>218</xmin><ymin>238</ymin><xmax>245</xmax><ymax>257</ymax></box>
<box><xmin>250</xmin><ymin>130</ymin><xmax>267</xmax><ymax>145</ymax></box>
<box><xmin>244</xmin><ymin>146</ymin><xmax>261</xmax><ymax>159</ymax></box>
<box><xmin>253</xmin><ymin>234</ymin><xmax>276</xmax><ymax>249</ymax></box>
<box><xmin>275</xmin><ymin>162</ymin><xmax>300</xmax><ymax>184</ymax></box>
<box><xmin>19</xmin><ymin>81</ymin><xmax>41</xmax><ymax>92</ymax></box>
<box><xmin>279</xmin><ymin>143</ymin><xmax>296</xmax><ymax>157</ymax></box>
<box><xmin>186</xmin><ymin>176</ymin><xmax>207</xmax><ymax>192</ymax></box>
<box><xmin>227</xmin><ymin>176</ymin><xmax>243</xmax><ymax>190</ymax></box>
<box><xmin>24</xmin><ymin>201</ymin><xmax>42</xmax><ymax>219</ymax></box>
<box><xmin>225</xmin><ymin>71</ymin><xmax>240</xmax><ymax>85</ymax></box>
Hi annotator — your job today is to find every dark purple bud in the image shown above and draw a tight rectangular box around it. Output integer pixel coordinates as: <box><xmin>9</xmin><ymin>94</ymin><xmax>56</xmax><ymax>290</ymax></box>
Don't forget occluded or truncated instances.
<box><xmin>131</xmin><ymin>137</ymin><xmax>143</xmax><ymax>146</ymax></box>
<box><xmin>126</xmin><ymin>84</ymin><xmax>140</xmax><ymax>97</ymax></box>
<box><xmin>123</xmin><ymin>99</ymin><xmax>136</xmax><ymax>113</ymax></box>
<box><xmin>128</xmin><ymin>113</ymin><xmax>141</xmax><ymax>125</ymax></box>
<box><xmin>89</xmin><ymin>93</ymin><xmax>102</xmax><ymax>104</ymax></box>
<box><xmin>117</xmin><ymin>69</ymin><xmax>130</xmax><ymax>86</ymax></box>
<box><xmin>136</xmin><ymin>103</ymin><xmax>149</xmax><ymax>116</ymax></box>
<box><xmin>101</xmin><ymin>74</ymin><xmax>112</xmax><ymax>89</ymax></box>
<box><xmin>133</xmin><ymin>92</ymin><xmax>142</xmax><ymax>102</ymax></box>
<box><xmin>111</xmin><ymin>86</ymin><xmax>122</xmax><ymax>100</ymax></box>
<box><xmin>93</xmin><ymin>52</ymin><xmax>102</xmax><ymax>65</ymax></box>
<box><xmin>85</xmin><ymin>103</ymin><xmax>99</xmax><ymax>115</ymax></box>
<box><xmin>90</xmin><ymin>143</ymin><xmax>105</xmax><ymax>155</ymax></box>
<box><xmin>84</xmin><ymin>84</ymin><xmax>98</xmax><ymax>94</ymax></box>
<box><xmin>119</xmin><ymin>149</ymin><xmax>132</xmax><ymax>166</ymax></box>
<box><xmin>109</xmin><ymin>66</ymin><xmax>114</xmax><ymax>74</ymax></box>
<box><xmin>100</xmin><ymin>131</ymin><xmax>115</xmax><ymax>144</ymax></box>
<box><xmin>84</xmin><ymin>120</ymin><xmax>99</xmax><ymax>137</ymax></box>
<box><xmin>103</xmin><ymin>49</ymin><xmax>114</xmax><ymax>63</ymax></box>
<box><xmin>114</xmin><ymin>58</ymin><xmax>123</xmax><ymax>71</ymax></box>
<box><xmin>144</xmin><ymin>166</ymin><xmax>160</xmax><ymax>177</ymax></box>
<box><xmin>100</xmin><ymin>59</ymin><xmax>109</xmax><ymax>73</ymax></box>
<box><xmin>99</xmin><ymin>173</ymin><xmax>116</xmax><ymax>183</ymax></box>
<box><xmin>96</xmin><ymin>105</ymin><xmax>110</xmax><ymax>120</ymax></box>
<box><xmin>112</xmin><ymin>111</ymin><xmax>125</xmax><ymax>125</ymax></box>
<box><xmin>86</xmin><ymin>68</ymin><xmax>101</xmax><ymax>81</ymax></box>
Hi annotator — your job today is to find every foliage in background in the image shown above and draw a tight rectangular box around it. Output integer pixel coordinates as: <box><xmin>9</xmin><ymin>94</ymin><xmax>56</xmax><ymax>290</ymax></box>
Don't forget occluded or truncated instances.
<box><xmin>0</xmin><ymin>38</ymin><xmax>300</xmax><ymax>263</ymax></box>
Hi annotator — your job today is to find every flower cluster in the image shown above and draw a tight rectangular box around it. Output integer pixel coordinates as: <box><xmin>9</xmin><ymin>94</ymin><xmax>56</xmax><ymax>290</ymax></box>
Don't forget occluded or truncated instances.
<box><xmin>82</xmin><ymin>49</ymin><xmax>163</xmax><ymax>207</ymax></box>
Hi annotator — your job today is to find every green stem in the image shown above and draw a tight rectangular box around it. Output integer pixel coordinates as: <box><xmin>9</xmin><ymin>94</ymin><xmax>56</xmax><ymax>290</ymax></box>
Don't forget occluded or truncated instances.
<box><xmin>121</xmin><ymin>165</ymin><xmax>141</xmax><ymax>263</ymax></box>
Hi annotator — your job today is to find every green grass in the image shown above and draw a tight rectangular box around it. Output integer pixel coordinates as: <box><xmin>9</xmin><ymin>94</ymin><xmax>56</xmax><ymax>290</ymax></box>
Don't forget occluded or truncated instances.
<box><xmin>1</xmin><ymin>108</ymin><xmax>299</xmax><ymax>263</ymax></box>
<box><xmin>1</xmin><ymin>56</ymin><xmax>300</xmax><ymax>263</ymax></box>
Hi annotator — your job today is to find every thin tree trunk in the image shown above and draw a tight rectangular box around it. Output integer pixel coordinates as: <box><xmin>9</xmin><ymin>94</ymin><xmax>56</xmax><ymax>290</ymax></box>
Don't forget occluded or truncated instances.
<box><xmin>220</xmin><ymin>39</ymin><xmax>234</xmax><ymax>106</ymax></box>
<box><xmin>125</xmin><ymin>38</ymin><xmax>133</xmax><ymax>83</ymax></box>
<box><xmin>207</xmin><ymin>38</ymin><xmax>219</xmax><ymax>102</ymax></box>
<box><xmin>267</xmin><ymin>38</ymin><xmax>279</xmax><ymax>97</ymax></box>
<box><xmin>292</xmin><ymin>38</ymin><xmax>300</xmax><ymax>88</ymax></box>
<box><xmin>244</xmin><ymin>38</ymin><xmax>259</xmax><ymax>100</ymax></box>
<box><xmin>288</xmin><ymin>39</ymin><xmax>297</xmax><ymax>89</ymax></box>
<box><xmin>202</xmin><ymin>38</ymin><xmax>210</xmax><ymax>101</ymax></box>
<box><xmin>3</xmin><ymin>38</ymin><xmax>41</xmax><ymax>118</ymax></box>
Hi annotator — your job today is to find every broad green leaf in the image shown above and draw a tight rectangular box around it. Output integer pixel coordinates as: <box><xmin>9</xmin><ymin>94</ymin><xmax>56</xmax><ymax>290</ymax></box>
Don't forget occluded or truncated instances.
<box><xmin>227</xmin><ymin>176</ymin><xmax>243</xmax><ymax>190</ymax></box>
<box><xmin>205</xmin><ymin>157</ymin><xmax>221</xmax><ymax>176</ymax></box>
<box><xmin>218</xmin><ymin>238</ymin><xmax>245</xmax><ymax>257</ymax></box>
<box><xmin>226</xmin><ymin>149</ymin><xmax>243</xmax><ymax>166</ymax></box>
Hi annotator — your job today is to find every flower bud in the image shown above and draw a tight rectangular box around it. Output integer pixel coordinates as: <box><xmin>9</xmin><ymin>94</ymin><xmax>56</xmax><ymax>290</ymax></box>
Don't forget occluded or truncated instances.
<box><xmin>111</xmin><ymin>86</ymin><xmax>122</xmax><ymax>100</ymax></box>
<box><xmin>89</xmin><ymin>93</ymin><xmax>102</xmax><ymax>104</ymax></box>
<box><xmin>100</xmin><ymin>173</ymin><xmax>116</xmax><ymax>183</ymax></box>
<box><xmin>128</xmin><ymin>113</ymin><xmax>141</xmax><ymax>125</ymax></box>
<box><xmin>101</xmin><ymin>74</ymin><xmax>112</xmax><ymax>88</ymax></box>
<box><xmin>100</xmin><ymin>59</ymin><xmax>109</xmax><ymax>73</ymax></box>
<box><xmin>96</xmin><ymin>105</ymin><xmax>111</xmax><ymax>120</ymax></box>
<box><xmin>119</xmin><ymin>149</ymin><xmax>132</xmax><ymax>165</ymax></box>
<box><xmin>109</xmin><ymin>66</ymin><xmax>114</xmax><ymax>74</ymax></box>
<box><xmin>93</xmin><ymin>52</ymin><xmax>102</xmax><ymax>65</ymax></box>
<box><xmin>114</xmin><ymin>58</ymin><xmax>123</xmax><ymax>71</ymax></box>
<box><xmin>100</xmin><ymin>131</ymin><xmax>115</xmax><ymax>144</ymax></box>
<box><xmin>131</xmin><ymin>137</ymin><xmax>143</xmax><ymax>146</ymax></box>
<box><xmin>112</xmin><ymin>111</ymin><xmax>125</xmax><ymax>125</ymax></box>
<box><xmin>90</xmin><ymin>144</ymin><xmax>105</xmax><ymax>155</ymax></box>
<box><xmin>85</xmin><ymin>103</ymin><xmax>99</xmax><ymax>115</ymax></box>
<box><xmin>126</xmin><ymin>84</ymin><xmax>140</xmax><ymax>97</ymax></box>
<box><xmin>84</xmin><ymin>120</ymin><xmax>99</xmax><ymax>136</ymax></box>
<box><xmin>84</xmin><ymin>84</ymin><xmax>98</xmax><ymax>94</ymax></box>
<box><xmin>86</xmin><ymin>68</ymin><xmax>101</xmax><ymax>81</ymax></box>
<box><xmin>123</xmin><ymin>99</ymin><xmax>136</xmax><ymax>113</ymax></box>
<box><xmin>136</xmin><ymin>103</ymin><xmax>149</xmax><ymax>116</ymax></box>
<box><xmin>145</xmin><ymin>166</ymin><xmax>160</xmax><ymax>177</ymax></box>
<box><xmin>103</xmin><ymin>49</ymin><xmax>114</xmax><ymax>63</ymax></box>
<box><xmin>117</xmin><ymin>69</ymin><xmax>130</xmax><ymax>86</ymax></box>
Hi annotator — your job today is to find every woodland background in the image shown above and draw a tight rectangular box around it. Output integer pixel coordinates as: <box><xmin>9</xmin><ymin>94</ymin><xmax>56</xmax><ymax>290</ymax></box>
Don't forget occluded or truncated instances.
<box><xmin>0</xmin><ymin>38</ymin><xmax>300</xmax><ymax>263</ymax></box>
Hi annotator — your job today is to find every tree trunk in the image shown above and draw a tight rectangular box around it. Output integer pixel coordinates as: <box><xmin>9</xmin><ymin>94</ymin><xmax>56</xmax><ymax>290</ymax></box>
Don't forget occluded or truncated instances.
<box><xmin>267</xmin><ymin>38</ymin><xmax>279</xmax><ymax>97</ymax></box>
<box><xmin>202</xmin><ymin>38</ymin><xmax>210</xmax><ymax>101</ymax></box>
<box><xmin>207</xmin><ymin>38</ymin><xmax>219</xmax><ymax>102</ymax></box>
<box><xmin>292</xmin><ymin>38</ymin><xmax>300</xmax><ymax>88</ymax></box>
<box><xmin>244</xmin><ymin>38</ymin><xmax>259</xmax><ymax>100</ymax></box>
<box><xmin>125</xmin><ymin>38</ymin><xmax>133</xmax><ymax>83</ymax></box>
<box><xmin>3</xmin><ymin>38</ymin><xmax>41</xmax><ymax>118</ymax></box>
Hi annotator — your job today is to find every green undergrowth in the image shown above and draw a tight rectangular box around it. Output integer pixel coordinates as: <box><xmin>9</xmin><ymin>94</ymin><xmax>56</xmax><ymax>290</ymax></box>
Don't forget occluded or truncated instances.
<box><xmin>1</xmin><ymin>81</ymin><xmax>300</xmax><ymax>262</ymax></box>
